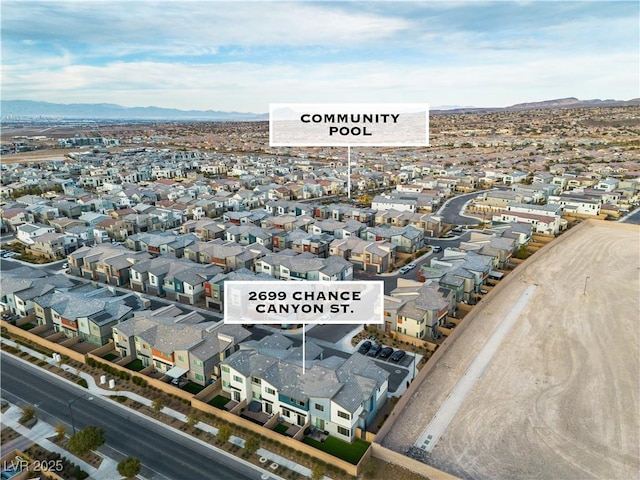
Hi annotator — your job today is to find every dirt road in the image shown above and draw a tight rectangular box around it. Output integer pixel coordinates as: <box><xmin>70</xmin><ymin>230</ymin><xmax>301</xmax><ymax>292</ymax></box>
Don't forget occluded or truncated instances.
<box><xmin>383</xmin><ymin>221</ymin><xmax>640</xmax><ymax>479</ymax></box>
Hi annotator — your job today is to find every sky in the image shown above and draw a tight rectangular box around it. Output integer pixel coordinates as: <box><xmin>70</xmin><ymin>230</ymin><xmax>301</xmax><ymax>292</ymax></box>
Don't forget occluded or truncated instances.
<box><xmin>2</xmin><ymin>1</ymin><xmax>638</xmax><ymax>112</ymax></box>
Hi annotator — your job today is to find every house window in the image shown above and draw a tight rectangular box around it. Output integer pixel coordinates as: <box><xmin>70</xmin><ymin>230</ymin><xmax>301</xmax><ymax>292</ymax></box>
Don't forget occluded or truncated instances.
<box><xmin>337</xmin><ymin>426</ymin><xmax>350</xmax><ymax>436</ymax></box>
<box><xmin>195</xmin><ymin>373</ymin><xmax>204</xmax><ymax>381</ymax></box>
<box><xmin>221</xmin><ymin>365</ymin><xmax>230</xmax><ymax>373</ymax></box>
<box><xmin>232</xmin><ymin>375</ymin><xmax>242</xmax><ymax>383</ymax></box>
<box><xmin>177</xmin><ymin>355</ymin><xmax>184</xmax><ymax>362</ymax></box>
<box><xmin>337</xmin><ymin>410</ymin><xmax>350</xmax><ymax>420</ymax></box>
<box><xmin>315</xmin><ymin>403</ymin><xmax>324</xmax><ymax>412</ymax></box>
<box><xmin>222</xmin><ymin>380</ymin><xmax>229</xmax><ymax>388</ymax></box>
<box><xmin>194</xmin><ymin>360</ymin><xmax>203</xmax><ymax>367</ymax></box>
<box><xmin>252</xmin><ymin>377</ymin><xmax>262</xmax><ymax>385</ymax></box>
<box><xmin>265</xmin><ymin>387</ymin><xmax>275</xmax><ymax>395</ymax></box>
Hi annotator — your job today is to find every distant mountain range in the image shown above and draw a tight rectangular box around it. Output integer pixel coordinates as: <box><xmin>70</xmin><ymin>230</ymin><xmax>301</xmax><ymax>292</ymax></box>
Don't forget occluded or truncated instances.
<box><xmin>0</xmin><ymin>100</ymin><xmax>268</xmax><ymax>121</ymax></box>
<box><xmin>1</xmin><ymin>98</ymin><xmax>638</xmax><ymax>120</ymax></box>
<box><xmin>431</xmin><ymin>97</ymin><xmax>639</xmax><ymax>114</ymax></box>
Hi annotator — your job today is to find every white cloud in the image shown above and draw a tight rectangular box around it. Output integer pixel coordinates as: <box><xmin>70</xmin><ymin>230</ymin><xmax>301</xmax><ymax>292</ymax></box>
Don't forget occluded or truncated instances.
<box><xmin>3</xmin><ymin>1</ymin><xmax>412</xmax><ymax>56</ymax></box>
<box><xmin>3</xmin><ymin>51</ymin><xmax>637</xmax><ymax>111</ymax></box>
<box><xmin>2</xmin><ymin>1</ymin><xmax>637</xmax><ymax>109</ymax></box>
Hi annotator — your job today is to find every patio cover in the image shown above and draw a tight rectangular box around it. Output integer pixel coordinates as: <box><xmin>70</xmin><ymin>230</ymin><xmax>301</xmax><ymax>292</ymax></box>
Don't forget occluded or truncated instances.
<box><xmin>165</xmin><ymin>366</ymin><xmax>189</xmax><ymax>378</ymax></box>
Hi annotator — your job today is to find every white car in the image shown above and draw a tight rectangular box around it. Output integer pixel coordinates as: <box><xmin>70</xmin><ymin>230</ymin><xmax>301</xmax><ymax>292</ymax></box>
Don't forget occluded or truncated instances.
<box><xmin>399</xmin><ymin>266</ymin><xmax>411</xmax><ymax>274</ymax></box>
<box><xmin>62</xmin><ymin>263</ymin><xmax>68</xmax><ymax>269</ymax></box>
<box><xmin>407</xmin><ymin>263</ymin><xmax>417</xmax><ymax>269</ymax></box>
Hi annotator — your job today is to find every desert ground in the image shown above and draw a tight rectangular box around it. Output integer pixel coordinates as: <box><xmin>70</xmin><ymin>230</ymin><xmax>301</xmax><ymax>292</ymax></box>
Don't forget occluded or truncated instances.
<box><xmin>382</xmin><ymin>220</ymin><xmax>640</xmax><ymax>479</ymax></box>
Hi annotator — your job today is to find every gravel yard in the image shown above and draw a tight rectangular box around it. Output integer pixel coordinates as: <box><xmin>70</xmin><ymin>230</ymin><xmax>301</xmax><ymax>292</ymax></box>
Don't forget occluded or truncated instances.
<box><xmin>382</xmin><ymin>220</ymin><xmax>640</xmax><ymax>480</ymax></box>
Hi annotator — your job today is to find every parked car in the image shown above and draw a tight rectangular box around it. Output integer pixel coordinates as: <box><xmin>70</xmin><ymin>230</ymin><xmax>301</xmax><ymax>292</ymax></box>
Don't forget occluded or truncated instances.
<box><xmin>378</xmin><ymin>347</ymin><xmax>394</xmax><ymax>359</ymax></box>
<box><xmin>399</xmin><ymin>266</ymin><xmax>410</xmax><ymax>274</ymax></box>
<box><xmin>432</xmin><ymin>246</ymin><xmax>442</xmax><ymax>253</ymax></box>
<box><xmin>367</xmin><ymin>344</ymin><xmax>382</xmax><ymax>357</ymax></box>
<box><xmin>480</xmin><ymin>289</ymin><xmax>488</xmax><ymax>294</ymax></box>
<box><xmin>407</xmin><ymin>263</ymin><xmax>417</xmax><ymax>270</ymax></box>
<box><xmin>171</xmin><ymin>377</ymin><xmax>188</xmax><ymax>388</ymax></box>
<box><xmin>358</xmin><ymin>340</ymin><xmax>372</xmax><ymax>355</ymax></box>
<box><xmin>62</xmin><ymin>262</ymin><xmax>68</xmax><ymax>269</ymax></box>
<box><xmin>390</xmin><ymin>350</ymin><xmax>406</xmax><ymax>362</ymax></box>
<box><xmin>444</xmin><ymin>322</ymin><xmax>456</xmax><ymax>329</ymax></box>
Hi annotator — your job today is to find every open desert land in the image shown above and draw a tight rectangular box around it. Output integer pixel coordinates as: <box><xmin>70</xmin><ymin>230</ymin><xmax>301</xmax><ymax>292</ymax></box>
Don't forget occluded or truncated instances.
<box><xmin>382</xmin><ymin>220</ymin><xmax>640</xmax><ymax>480</ymax></box>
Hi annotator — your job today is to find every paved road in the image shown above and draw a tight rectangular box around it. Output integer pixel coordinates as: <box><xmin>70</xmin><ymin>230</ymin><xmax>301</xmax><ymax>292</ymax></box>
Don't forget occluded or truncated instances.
<box><xmin>353</xmin><ymin>231</ymin><xmax>473</xmax><ymax>294</ymax></box>
<box><xmin>0</xmin><ymin>353</ymin><xmax>262</xmax><ymax>480</ymax></box>
<box><xmin>436</xmin><ymin>190</ymin><xmax>490</xmax><ymax>226</ymax></box>
<box><xmin>620</xmin><ymin>207</ymin><xmax>640</xmax><ymax>225</ymax></box>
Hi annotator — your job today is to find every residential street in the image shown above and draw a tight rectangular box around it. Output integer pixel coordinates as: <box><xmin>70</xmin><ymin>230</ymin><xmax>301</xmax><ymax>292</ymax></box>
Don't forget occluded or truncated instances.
<box><xmin>0</xmin><ymin>353</ymin><xmax>263</xmax><ymax>480</ymax></box>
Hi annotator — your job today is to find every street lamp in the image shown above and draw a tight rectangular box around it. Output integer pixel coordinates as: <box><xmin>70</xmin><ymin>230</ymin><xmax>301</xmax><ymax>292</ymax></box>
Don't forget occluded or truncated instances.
<box><xmin>67</xmin><ymin>396</ymin><xmax>93</xmax><ymax>434</ymax></box>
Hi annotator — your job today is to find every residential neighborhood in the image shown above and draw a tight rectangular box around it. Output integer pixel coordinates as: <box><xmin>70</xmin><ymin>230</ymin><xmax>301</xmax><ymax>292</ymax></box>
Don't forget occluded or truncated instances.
<box><xmin>1</xmin><ymin>102</ymin><xmax>638</xmax><ymax>480</ymax></box>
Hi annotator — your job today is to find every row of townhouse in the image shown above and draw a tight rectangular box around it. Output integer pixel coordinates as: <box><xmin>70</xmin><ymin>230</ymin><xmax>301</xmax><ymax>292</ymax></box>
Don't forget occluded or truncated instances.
<box><xmin>361</xmin><ymin>225</ymin><xmax>425</xmax><ymax>254</ymax></box>
<box><xmin>493</xmin><ymin>203</ymin><xmax>567</xmax><ymax>235</ymax></box>
<box><xmin>184</xmin><ymin>240</ymin><xmax>271</xmax><ymax>272</ymax></box>
<box><xmin>204</xmin><ymin>269</ymin><xmax>276</xmax><ymax>312</ymax></box>
<box><xmin>113</xmin><ymin>306</ymin><xmax>251</xmax><ymax>386</ymax></box>
<box><xmin>547</xmin><ymin>193</ymin><xmax>602</xmax><ymax>216</ymax></box>
<box><xmin>0</xmin><ymin>267</ymin><xmax>76</xmax><ymax>317</ymax></box>
<box><xmin>68</xmin><ymin>244</ymin><xmax>152</xmax><ymax>287</ymax></box>
<box><xmin>329</xmin><ymin>237</ymin><xmax>396</xmax><ymax>274</ymax></box>
<box><xmin>67</xmin><ymin>241</ymin><xmax>352</xmax><ymax>313</ymax></box>
<box><xmin>372</xmin><ymin>190</ymin><xmax>441</xmax><ymax>214</ymax></box>
<box><xmin>220</xmin><ymin>333</ymin><xmax>389</xmax><ymax>442</ymax></box>
<box><xmin>255</xmin><ymin>253</ymin><xmax>353</xmax><ymax>281</ymax></box>
<box><xmin>311</xmin><ymin>204</ymin><xmax>376</xmax><ymax>225</ymax></box>
<box><xmin>418</xmin><ymin>250</ymin><xmax>496</xmax><ymax>304</ymax></box>
<box><xmin>0</xmin><ymin>266</ymin><xmax>149</xmax><ymax>347</ymax></box>
<box><xmin>14</xmin><ymin>223</ymin><xmax>78</xmax><ymax>259</ymax></box>
<box><xmin>67</xmin><ymin>243</ymin><xmax>226</xmax><ymax>305</ymax></box>
<box><xmin>379</xmin><ymin>282</ymin><xmax>456</xmax><ymax>340</ymax></box>
<box><xmin>129</xmin><ymin>258</ymin><xmax>223</xmax><ymax>304</ymax></box>
<box><xmin>373</xmin><ymin>210</ymin><xmax>442</xmax><ymax>238</ymax></box>
<box><xmin>34</xmin><ymin>284</ymin><xmax>147</xmax><ymax>345</ymax></box>
<box><xmin>125</xmin><ymin>231</ymin><xmax>200</xmax><ymax>257</ymax></box>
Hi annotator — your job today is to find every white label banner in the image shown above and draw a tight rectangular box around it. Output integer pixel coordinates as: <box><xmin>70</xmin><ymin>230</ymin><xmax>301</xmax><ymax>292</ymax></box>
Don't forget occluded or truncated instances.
<box><xmin>224</xmin><ymin>281</ymin><xmax>384</xmax><ymax>325</ymax></box>
<box><xmin>270</xmin><ymin>103</ymin><xmax>429</xmax><ymax>146</ymax></box>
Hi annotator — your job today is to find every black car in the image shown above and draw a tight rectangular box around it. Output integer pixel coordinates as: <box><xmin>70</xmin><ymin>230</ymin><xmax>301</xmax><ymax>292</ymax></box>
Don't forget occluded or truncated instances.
<box><xmin>378</xmin><ymin>347</ymin><xmax>394</xmax><ymax>359</ymax></box>
<box><xmin>390</xmin><ymin>350</ymin><xmax>406</xmax><ymax>362</ymax></box>
<box><xmin>367</xmin><ymin>344</ymin><xmax>382</xmax><ymax>357</ymax></box>
<box><xmin>358</xmin><ymin>340</ymin><xmax>372</xmax><ymax>355</ymax></box>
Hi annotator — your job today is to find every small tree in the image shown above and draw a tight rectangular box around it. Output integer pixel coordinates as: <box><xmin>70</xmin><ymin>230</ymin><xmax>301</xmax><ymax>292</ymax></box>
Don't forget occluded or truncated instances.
<box><xmin>217</xmin><ymin>424</ymin><xmax>231</xmax><ymax>443</ymax></box>
<box><xmin>152</xmin><ymin>398</ymin><xmax>163</xmax><ymax>413</ymax></box>
<box><xmin>19</xmin><ymin>406</ymin><xmax>36</xmax><ymax>423</ymax></box>
<box><xmin>311</xmin><ymin>463</ymin><xmax>325</xmax><ymax>480</ymax></box>
<box><xmin>186</xmin><ymin>411</ymin><xmax>200</xmax><ymax>428</ymax></box>
<box><xmin>117</xmin><ymin>456</ymin><xmax>141</xmax><ymax>478</ymax></box>
<box><xmin>55</xmin><ymin>423</ymin><xmax>67</xmax><ymax>441</ymax></box>
<box><xmin>67</xmin><ymin>426</ymin><xmax>105</xmax><ymax>456</ymax></box>
<box><xmin>244</xmin><ymin>436</ymin><xmax>260</xmax><ymax>456</ymax></box>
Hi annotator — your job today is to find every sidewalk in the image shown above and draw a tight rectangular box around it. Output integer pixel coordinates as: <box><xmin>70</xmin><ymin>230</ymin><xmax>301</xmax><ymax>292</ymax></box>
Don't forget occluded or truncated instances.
<box><xmin>1</xmin><ymin>338</ymin><xmax>319</xmax><ymax>479</ymax></box>
<box><xmin>1</xmin><ymin>403</ymin><xmax>123</xmax><ymax>480</ymax></box>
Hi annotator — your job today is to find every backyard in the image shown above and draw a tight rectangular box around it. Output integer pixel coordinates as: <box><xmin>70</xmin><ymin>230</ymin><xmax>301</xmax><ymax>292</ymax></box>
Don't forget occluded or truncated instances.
<box><xmin>303</xmin><ymin>436</ymin><xmax>370</xmax><ymax>465</ymax></box>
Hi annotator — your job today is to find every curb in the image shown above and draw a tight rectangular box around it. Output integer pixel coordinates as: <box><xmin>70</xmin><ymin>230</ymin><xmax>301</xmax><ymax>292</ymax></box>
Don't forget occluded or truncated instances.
<box><xmin>0</xmin><ymin>343</ymin><xmax>305</xmax><ymax>480</ymax></box>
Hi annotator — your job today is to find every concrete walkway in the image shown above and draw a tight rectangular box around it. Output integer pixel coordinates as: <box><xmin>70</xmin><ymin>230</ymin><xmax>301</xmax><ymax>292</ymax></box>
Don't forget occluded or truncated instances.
<box><xmin>414</xmin><ymin>285</ymin><xmax>538</xmax><ymax>453</ymax></box>
<box><xmin>1</xmin><ymin>403</ymin><xmax>124</xmax><ymax>480</ymax></box>
<box><xmin>1</xmin><ymin>338</ymin><xmax>324</xmax><ymax>479</ymax></box>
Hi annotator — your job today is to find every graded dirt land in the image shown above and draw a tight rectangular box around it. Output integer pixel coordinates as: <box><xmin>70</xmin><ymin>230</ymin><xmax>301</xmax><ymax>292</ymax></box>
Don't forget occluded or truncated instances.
<box><xmin>382</xmin><ymin>220</ymin><xmax>640</xmax><ymax>479</ymax></box>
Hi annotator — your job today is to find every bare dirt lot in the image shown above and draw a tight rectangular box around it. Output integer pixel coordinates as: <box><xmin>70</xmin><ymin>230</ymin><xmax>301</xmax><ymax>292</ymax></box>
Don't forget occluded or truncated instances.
<box><xmin>382</xmin><ymin>221</ymin><xmax>640</xmax><ymax>479</ymax></box>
